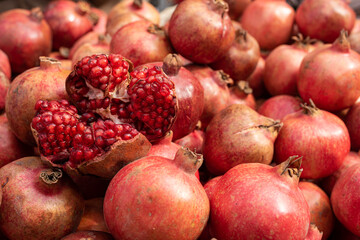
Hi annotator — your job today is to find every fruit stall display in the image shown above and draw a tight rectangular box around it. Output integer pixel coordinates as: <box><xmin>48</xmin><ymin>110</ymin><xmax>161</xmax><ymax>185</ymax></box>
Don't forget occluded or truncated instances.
<box><xmin>0</xmin><ymin>0</ymin><xmax>360</xmax><ymax>239</ymax></box>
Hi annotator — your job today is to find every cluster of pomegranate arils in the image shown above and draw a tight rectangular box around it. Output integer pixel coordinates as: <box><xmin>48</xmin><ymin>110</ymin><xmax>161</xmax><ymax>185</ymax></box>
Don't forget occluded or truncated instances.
<box><xmin>31</xmin><ymin>53</ymin><xmax>178</xmax><ymax>170</ymax></box>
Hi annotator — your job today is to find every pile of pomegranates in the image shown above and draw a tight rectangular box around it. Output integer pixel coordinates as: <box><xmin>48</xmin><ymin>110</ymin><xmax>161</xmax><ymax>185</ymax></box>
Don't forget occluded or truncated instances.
<box><xmin>0</xmin><ymin>0</ymin><xmax>360</xmax><ymax>239</ymax></box>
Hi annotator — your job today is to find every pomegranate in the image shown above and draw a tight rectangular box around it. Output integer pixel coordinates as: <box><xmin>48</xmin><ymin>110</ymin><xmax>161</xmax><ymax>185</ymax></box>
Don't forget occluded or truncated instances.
<box><xmin>71</xmin><ymin>41</ymin><xmax>110</xmax><ymax>67</ymax></box>
<box><xmin>110</xmin><ymin>20</ymin><xmax>173</xmax><ymax>67</ymax></box>
<box><xmin>175</xmin><ymin>129</ymin><xmax>205</xmax><ymax>154</ymax></box>
<box><xmin>295</xmin><ymin>0</ymin><xmax>356</xmax><ymax>43</ymax></box>
<box><xmin>299</xmin><ymin>181</ymin><xmax>335</xmax><ymax>239</ymax></box>
<box><xmin>61</xmin><ymin>231</ymin><xmax>114</xmax><ymax>240</ymax></box>
<box><xmin>91</xmin><ymin>8</ymin><xmax>107</xmax><ymax>34</ymax></box>
<box><xmin>106</xmin><ymin>12</ymin><xmax>144</xmax><ymax>37</ymax></box>
<box><xmin>44</xmin><ymin>0</ymin><xmax>98</xmax><ymax>50</ymax></box>
<box><xmin>345</xmin><ymin>101</ymin><xmax>360</xmax><ymax>151</ymax></box>
<box><xmin>186</xmin><ymin>65</ymin><xmax>232</xmax><ymax>128</ymax></box>
<box><xmin>240</xmin><ymin>0</ymin><xmax>295</xmax><ymax>50</ymax></box>
<box><xmin>0</xmin><ymin>72</ymin><xmax>9</xmax><ymax>112</ymax></box>
<box><xmin>209</xmin><ymin>156</ymin><xmax>310</xmax><ymax>240</ymax></box>
<box><xmin>275</xmin><ymin>100</ymin><xmax>350</xmax><ymax>179</ymax></box>
<box><xmin>203</xmin><ymin>104</ymin><xmax>282</xmax><ymax>175</ymax></box>
<box><xmin>224</xmin><ymin>0</ymin><xmax>252</xmax><ymax>20</ymax></box>
<box><xmin>69</xmin><ymin>31</ymin><xmax>110</xmax><ymax>60</ymax></box>
<box><xmin>246</xmin><ymin>57</ymin><xmax>267</xmax><ymax>98</ymax></box>
<box><xmin>0</xmin><ymin>49</ymin><xmax>11</xmax><ymax>79</ymax></box>
<box><xmin>5</xmin><ymin>57</ymin><xmax>70</xmax><ymax>145</ymax></box>
<box><xmin>297</xmin><ymin>30</ymin><xmax>360</xmax><ymax>112</ymax></box>
<box><xmin>228</xmin><ymin>81</ymin><xmax>256</xmax><ymax>109</ymax></box>
<box><xmin>168</xmin><ymin>0</ymin><xmax>235</xmax><ymax>64</ymax></box>
<box><xmin>107</xmin><ymin>0</ymin><xmax>160</xmax><ymax>27</ymax></box>
<box><xmin>331</xmin><ymin>163</ymin><xmax>360</xmax><ymax>236</ymax></box>
<box><xmin>0</xmin><ymin>156</ymin><xmax>84</xmax><ymax>240</ymax></box>
<box><xmin>0</xmin><ymin>114</ymin><xmax>33</xmax><ymax>168</ymax></box>
<box><xmin>77</xmin><ymin>198</ymin><xmax>109</xmax><ymax>233</ymax></box>
<box><xmin>349</xmin><ymin>31</ymin><xmax>360</xmax><ymax>54</ymax></box>
<box><xmin>257</xmin><ymin>95</ymin><xmax>302</xmax><ymax>121</ymax></box>
<box><xmin>103</xmin><ymin>148</ymin><xmax>210</xmax><ymax>240</ymax></box>
<box><xmin>305</xmin><ymin>225</ymin><xmax>323</xmax><ymax>240</ymax></box>
<box><xmin>320</xmin><ymin>151</ymin><xmax>360</xmax><ymax>195</ymax></box>
<box><xmin>264</xmin><ymin>34</ymin><xmax>311</xmax><ymax>96</ymax></box>
<box><xmin>147</xmin><ymin>131</ymin><xmax>181</xmax><ymax>159</ymax></box>
<box><xmin>210</xmin><ymin>29</ymin><xmax>260</xmax><ymax>81</ymax></box>
<box><xmin>0</xmin><ymin>8</ymin><xmax>52</xmax><ymax>74</ymax></box>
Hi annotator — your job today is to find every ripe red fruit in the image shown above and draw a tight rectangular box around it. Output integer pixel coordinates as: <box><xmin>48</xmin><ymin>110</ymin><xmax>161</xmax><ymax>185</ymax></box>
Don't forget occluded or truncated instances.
<box><xmin>345</xmin><ymin>102</ymin><xmax>360</xmax><ymax>151</ymax></box>
<box><xmin>147</xmin><ymin>131</ymin><xmax>181</xmax><ymax>159</ymax></box>
<box><xmin>240</xmin><ymin>0</ymin><xmax>295</xmax><ymax>50</ymax></box>
<box><xmin>246</xmin><ymin>57</ymin><xmax>266</xmax><ymax>98</ymax></box>
<box><xmin>224</xmin><ymin>0</ymin><xmax>252</xmax><ymax>20</ymax></box>
<box><xmin>103</xmin><ymin>148</ymin><xmax>210</xmax><ymax>240</ymax></box>
<box><xmin>61</xmin><ymin>231</ymin><xmax>114</xmax><ymax>240</ymax></box>
<box><xmin>69</xmin><ymin>31</ymin><xmax>109</xmax><ymax>60</ymax></box>
<box><xmin>275</xmin><ymin>101</ymin><xmax>350</xmax><ymax>179</ymax></box>
<box><xmin>257</xmin><ymin>95</ymin><xmax>302</xmax><ymax>121</ymax></box>
<box><xmin>295</xmin><ymin>0</ymin><xmax>356</xmax><ymax>43</ymax></box>
<box><xmin>44</xmin><ymin>0</ymin><xmax>98</xmax><ymax>49</ymax></box>
<box><xmin>106</xmin><ymin>12</ymin><xmax>144</xmax><ymax>37</ymax></box>
<box><xmin>209</xmin><ymin>156</ymin><xmax>310</xmax><ymax>240</ymax></box>
<box><xmin>0</xmin><ymin>49</ymin><xmax>11</xmax><ymax>79</ymax></box>
<box><xmin>91</xmin><ymin>7</ymin><xmax>107</xmax><ymax>34</ymax></box>
<box><xmin>0</xmin><ymin>156</ymin><xmax>84</xmax><ymax>240</ymax></box>
<box><xmin>5</xmin><ymin>57</ymin><xmax>70</xmax><ymax>145</ymax></box>
<box><xmin>175</xmin><ymin>129</ymin><xmax>205</xmax><ymax>154</ymax></box>
<box><xmin>305</xmin><ymin>225</ymin><xmax>323</xmax><ymax>240</ymax></box>
<box><xmin>203</xmin><ymin>104</ymin><xmax>282</xmax><ymax>175</ymax></box>
<box><xmin>168</xmin><ymin>0</ymin><xmax>235</xmax><ymax>64</ymax></box>
<box><xmin>0</xmin><ymin>8</ymin><xmax>52</xmax><ymax>74</ymax></box>
<box><xmin>71</xmin><ymin>39</ymin><xmax>110</xmax><ymax>68</ymax></box>
<box><xmin>299</xmin><ymin>181</ymin><xmax>335</xmax><ymax>240</ymax></box>
<box><xmin>0</xmin><ymin>72</ymin><xmax>9</xmax><ymax>112</ymax></box>
<box><xmin>228</xmin><ymin>81</ymin><xmax>256</xmax><ymax>109</ymax></box>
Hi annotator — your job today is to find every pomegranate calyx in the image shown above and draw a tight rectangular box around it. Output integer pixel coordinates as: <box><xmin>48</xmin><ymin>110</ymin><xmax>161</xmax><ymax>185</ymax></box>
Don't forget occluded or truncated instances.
<box><xmin>77</xmin><ymin>1</ymin><xmax>91</xmax><ymax>15</ymax></box>
<box><xmin>301</xmin><ymin>99</ymin><xmax>319</xmax><ymax>115</ymax></box>
<box><xmin>279</xmin><ymin>155</ymin><xmax>303</xmax><ymax>180</ymax></box>
<box><xmin>39</xmin><ymin>57</ymin><xmax>62</xmax><ymax>70</ymax></box>
<box><xmin>162</xmin><ymin>54</ymin><xmax>183</xmax><ymax>77</ymax></box>
<box><xmin>292</xmin><ymin>34</ymin><xmax>314</xmax><ymax>51</ymax></box>
<box><xmin>133</xmin><ymin>0</ymin><xmax>143</xmax><ymax>8</ymax></box>
<box><xmin>235</xmin><ymin>29</ymin><xmax>248</xmax><ymax>43</ymax></box>
<box><xmin>174</xmin><ymin>147</ymin><xmax>203</xmax><ymax>175</ymax></box>
<box><xmin>88</xmin><ymin>11</ymin><xmax>99</xmax><ymax>26</ymax></box>
<box><xmin>211</xmin><ymin>0</ymin><xmax>229</xmax><ymax>17</ymax></box>
<box><xmin>29</xmin><ymin>7</ymin><xmax>44</xmax><ymax>22</ymax></box>
<box><xmin>236</xmin><ymin>81</ymin><xmax>253</xmax><ymax>95</ymax></box>
<box><xmin>217</xmin><ymin>70</ymin><xmax>234</xmax><ymax>86</ymax></box>
<box><xmin>40</xmin><ymin>168</ymin><xmax>63</xmax><ymax>184</ymax></box>
<box><xmin>333</xmin><ymin>29</ymin><xmax>350</xmax><ymax>52</ymax></box>
<box><xmin>59</xmin><ymin>47</ymin><xmax>70</xmax><ymax>58</ymax></box>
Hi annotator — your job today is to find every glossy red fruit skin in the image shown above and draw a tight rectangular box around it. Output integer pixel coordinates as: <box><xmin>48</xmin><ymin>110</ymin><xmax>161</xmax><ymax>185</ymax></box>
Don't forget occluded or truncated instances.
<box><xmin>240</xmin><ymin>0</ymin><xmax>295</xmax><ymax>50</ymax></box>
<box><xmin>0</xmin><ymin>8</ymin><xmax>52</xmax><ymax>74</ymax></box>
<box><xmin>331</xmin><ymin>164</ymin><xmax>360</xmax><ymax>236</ymax></box>
<box><xmin>257</xmin><ymin>95</ymin><xmax>302</xmax><ymax>121</ymax></box>
<box><xmin>146</xmin><ymin>131</ymin><xmax>181</xmax><ymax>159</ymax></box>
<box><xmin>275</xmin><ymin>104</ymin><xmax>350</xmax><ymax>179</ymax></box>
<box><xmin>5</xmin><ymin>57</ymin><xmax>70</xmax><ymax>145</ymax></box>
<box><xmin>228</xmin><ymin>81</ymin><xmax>256</xmax><ymax>110</ymax></box>
<box><xmin>305</xmin><ymin>225</ymin><xmax>323</xmax><ymax>240</ymax></box>
<box><xmin>69</xmin><ymin>31</ymin><xmax>106</xmax><ymax>59</ymax></box>
<box><xmin>0</xmin><ymin>72</ymin><xmax>9</xmax><ymax>112</ymax></box>
<box><xmin>103</xmin><ymin>149</ymin><xmax>209</xmax><ymax>240</ymax></box>
<box><xmin>0</xmin><ymin>156</ymin><xmax>84</xmax><ymax>240</ymax></box>
<box><xmin>345</xmin><ymin>102</ymin><xmax>360</xmax><ymax>151</ymax></box>
<box><xmin>0</xmin><ymin>114</ymin><xmax>33</xmax><ymax>168</ymax></box>
<box><xmin>91</xmin><ymin>8</ymin><xmax>107</xmax><ymax>34</ymax></box>
<box><xmin>0</xmin><ymin>49</ymin><xmax>11</xmax><ymax>79</ymax></box>
<box><xmin>61</xmin><ymin>231</ymin><xmax>114</xmax><ymax>240</ymax></box>
<box><xmin>246</xmin><ymin>57</ymin><xmax>266</xmax><ymax>98</ymax></box>
<box><xmin>110</xmin><ymin>20</ymin><xmax>173</xmax><ymax>67</ymax></box>
<box><xmin>295</xmin><ymin>0</ymin><xmax>355</xmax><ymax>43</ymax></box>
<box><xmin>299</xmin><ymin>181</ymin><xmax>335</xmax><ymax>240</ymax></box>
<box><xmin>203</xmin><ymin>104</ymin><xmax>281</xmax><ymax>176</ymax></box>
<box><xmin>168</xmin><ymin>0</ymin><xmax>235</xmax><ymax>64</ymax></box>
<box><xmin>297</xmin><ymin>32</ymin><xmax>360</xmax><ymax>112</ymax></box>
<box><xmin>175</xmin><ymin>129</ymin><xmax>205</xmax><ymax>154</ymax></box>
<box><xmin>209</xmin><ymin>159</ymin><xmax>310</xmax><ymax>240</ymax></box>
<box><xmin>71</xmin><ymin>42</ymin><xmax>110</xmax><ymax>68</ymax></box>
<box><xmin>264</xmin><ymin>42</ymin><xmax>309</xmax><ymax>96</ymax></box>
<box><xmin>106</xmin><ymin>12</ymin><xmax>144</xmax><ymax>37</ymax></box>
<box><xmin>224</xmin><ymin>0</ymin><xmax>252</xmax><ymax>20</ymax></box>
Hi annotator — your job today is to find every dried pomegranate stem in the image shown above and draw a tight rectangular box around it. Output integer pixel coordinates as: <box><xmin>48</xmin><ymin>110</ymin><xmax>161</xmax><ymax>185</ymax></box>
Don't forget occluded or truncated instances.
<box><xmin>301</xmin><ymin>99</ymin><xmax>319</xmax><ymax>115</ymax></box>
<box><xmin>237</xmin><ymin>81</ymin><xmax>253</xmax><ymax>95</ymax></box>
<box><xmin>40</xmin><ymin>168</ymin><xmax>63</xmax><ymax>184</ymax></box>
<box><xmin>30</xmin><ymin>7</ymin><xmax>44</xmax><ymax>22</ymax></box>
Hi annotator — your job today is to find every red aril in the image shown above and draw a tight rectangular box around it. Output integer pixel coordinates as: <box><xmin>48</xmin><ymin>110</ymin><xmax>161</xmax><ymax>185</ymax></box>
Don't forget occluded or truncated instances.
<box><xmin>0</xmin><ymin>49</ymin><xmax>11</xmax><ymax>79</ymax></box>
<box><xmin>257</xmin><ymin>95</ymin><xmax>302</xmax><ymax>121</ymax></box>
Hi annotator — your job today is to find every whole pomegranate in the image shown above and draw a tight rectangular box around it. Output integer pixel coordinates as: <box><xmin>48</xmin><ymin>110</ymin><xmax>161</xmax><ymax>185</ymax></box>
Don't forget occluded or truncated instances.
<box><xmin>0</xmin><ymin>49</ymin><xmax>11</xmax><ymax>79</ymax></box>
<box><xmin>91</xmin><ymin>7</ymin><xmax>107</xmax><ymax>34</ymax></box>
<box><xmin>203</xmin><ymin>104</ymin><xmax>282</xmax><ymax>175</ymax></box>
<box><xmin>0</xmin><ymin>156</ymin><xmax>84</xmax><ymax>240</ymax></box>
<box><xmin>147</xmin><ymin>131</ymin><xmax>181</xmax><ymax>159</ymax></box>
<box><xmin>61</xmin><ymin>231</ymin><xmax>114</xmax><ymax>240</ymax></box>
<box><xmin>69</xmin><ymin>31</ymin><xmax>109</xmax><ymax>60</ymax></box>
<box><xmin>77</xmin><ymin>198</ymin><xmax>109</xmax><ymax>233</ymax></box>
<box><xmin>331</xmin><ymin>164</ymin><xmax>360</xmax><ymax>237</ymax></box>
<box><xmin>168</xmin><ymin>0</ymin><xmax>235</xmax><ymax>64</ymax></box>
<box><xmin>275</xmin><ymin>101</ymin><xmax>350</xmax><ymax>179</ymax></box>
<box><xmin>0</xmin><ymin>72</ymin><xmax>9</xmax><ymax>112</ymax></box>
<box><xmin>110</xmin><ymin>20</ymin><xmax>173</xmax><ymax>67</ymax></box>
<box><xmin>257</xmin><ymin>95</ymin><xmax>302</xmax><ymax>121</ymax></box>
<box><xmin>299</xmin><ymin>181</ymin><xmax>335</xmax><ymax>240</ymax></box>
<box><xmin>103</xmin><ymin>148</ymin><xmax>210</xmax><ymax>240</ymax></box>
<box><xmin>5</xmin><ymin>57</ymin><xmax>70</xmax><ymax>145</ymax></box>
<box><xmin>305</xmin><ymin>225</ymin><xmax>323</xmax><ymax>240</ymax></box>
<box><xmin>349</xmin><ymin>31</ymin><xmax>360</xmax><ymax>54</ymax></box>
<box><xmin>0</xmin><ymin>8</ymin><xmax>52</xmax><ymax>74</ymax></box>
<box><xmin>174</xmin><ymin>129</ymin><xmax>205</xmax><ymax>154</ymax></box>
<box><xmin>345</xmin><ymin>102</ymin><xmax>360</xmax><ymax>151</ymax></box>
<box><xmin>295</xmin><ymin>0</ymin><xmax>356</xmax><ymax>43</ymax></box>
<box><xmin>210</xmin><ymin>29</ymin><xmax>260</xmax><ymax>81</ymax></box>
<box><xmin>0</xmin><ymin>114</ymin><xmax>33</xmax><ymax>168</ymax></box>
<box><xmin>240</xmin><ymin>0</ymin><xmax>295</xmax><ymax>50</ymax></box>
<box><xmin>264</xmin><ymin>34</ymin><xmax>311</xmax><ymax>96</ymax></box>
<box><xmin>44</xmin><ymin>0</ymin><xmax>98</xmax><ymax>50</ymax></box>
<box><xmin>224</xmin><ymin>0</ymin><xmax>252</xmax><ymax>20</ymax></box>
<box><xmin>209</xmin><ymin>156</ymin><xmax>310</xmax><ymax>240</ymax></box>
<box><xmin>246</xmin><ymin>57</ymin><xmax>266</xmax><ymax>98</ymax></box>
<box><xmin>106</xmin><ymin>12</ymin><xmax>144</xmax><ymax>37</ymax></box>
<box><xmin>228</xmin><ymin>81</ymin><xmax>256</xmax><ymax>109</ymax></box>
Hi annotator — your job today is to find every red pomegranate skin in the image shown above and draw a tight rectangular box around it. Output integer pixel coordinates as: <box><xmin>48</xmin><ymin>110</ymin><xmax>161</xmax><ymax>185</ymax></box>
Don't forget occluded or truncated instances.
<box><xmin>228</xmin><ymin>81</ymin><xmax>256</xmax><ymax>110</ymax></box>
<box><xmin>146</xmin><ymin>131</ymin><xmax>181</xmax><ymax>159</ymax></box>
<box><xmin>106</xmin><ymin>12</ymin><xmax>144</xmax><ymax>37</ymax></box>
<box><xmin>331</xmin><ymin>164</ymin><xmax>360</xmax><ymax>236</ymax></box>
<box><xmin>0</xmin><ymin>49</ymin><xmax>11</xmax><ymax>79</ymax></box>
<box><xmin>349</xmin><ymin>31</ymin><xmax>360</xmax><ymax>54</ymax></box>
<box><xmin>275</xmin><ymin>106</ymin><xmax>350</xmax><ymax>179</ymax></box>
<box><xmin>71</xmin><ymin>42</ymin><xmax>110</xmax><ymax>67</ymax></box>
<box><xmin>5</xmin><ymin>57</ymin><xmax>70</xmax><ymax>145</ymax></box>
<box><xmin>168</xmin><ymin>0</ymin><xmax>235</xmax><ymax>64</ymax></box>
<box><xmin>299</xmin><ymin>181</ymin><xmax>335</xmax><ymax>240</ymax></box>
<box><xmin>257</xmin><ymin>95</ymin><xmax>302</xmax><ymax>121</ymax></box>
<box><xmin>264</xmin><ymin>42</ymin><xmax>309</xmax><ymax>96</ymax></box>
<box><xmin>0</xmin><ymin>8</ymin><xmax>52</xmax><ymax>74</ymax></box>
<box><xmin>345</xmin><ymin>102</ymin><xmax>360</xmax><ymax>151</ymax></box>
<box><xmin>297</xmin><ymin>33</ymin><xmax>360</xmax><ymax>112</ymax></box>
<box><xmin>321</xmin><ymin>151</ymin><xmax>360</xmax><ymax>196</ymax></box>
<box><xmin>203</xmin><ymin>104</ymin><xmax>281</xmax><ymax>175</ymax></box>
<box><xmin>246</xmin><ymin>57</ymin><xmax>266</xmax><ymax>98</ymax></box>
<box><xmin>209</xmin><ymin>160</ymin><xmax>310</xmax><ymax>240</ymax></box>
<box><xmin>69</xmin><ymin>31</ymin><xmax>105</xmax><ymax>59</ymax></box>
<box><xmin>77</xmin><ymin>198</ymin><xmax>109</xmax><ymax>233</ymax></box>
<box><xmin>0</xmin><ymin>114</ymin><xmax>33</xmax><ymax>168</ymax></box>
<box><xmin>0</xmin><ymin>72</ymin><xmax>9</xmax><ymax>111</ymax></box>
<box><xmin>224</xmin><ymin>0</ymin><xmax>252</xmax><ymax>20</ymax></box>
<box><xmin>110</xmin><ymin>20</ymin><xmax>173</xmax><ymax>67</ymax></box>
<box><xmin>295</xmin><ymin>0</ymin><xmax>356</xmax><ymax>43</ymax></box>
<box><xmin>175</xmin><ymin>129</ymin><xmax>205</xmax><ymax>154</ymax></box>
<box><xmin>0</xmin><ymin>156</ymin><xmax>84</xmax><ymax>240</ymax></box>
<box><xmin>61</xmin><ymin>231</ymin><xmax>114</xmax><ymax>240</ymax></box>
<box><xmin>330</xmin><ymin>220</ymin><xmax>360</xmax><ymax>240</ymax></box>
<box><xmin>103</xmin><ymin>149</ymin><xmax>209</xmax><ymax>240</ymax></box>
<box><xmin>44</xmin><ymin>0</ymin><xmax>96</xmax><ymax>50</ymax></box>
<box><xmin>92</xmin><ymin>8</ymin><xmax>107</xmax><ymax>34</ymax></box>
<box><xmin>305</xmin><ymin>225</ymin><xmax>323</xmax><ymax>240</ymax></box>
<box><xmin>240</xmin><ymin>0</ymin><xmax>295</xmax><ymax>50</ymax></box>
